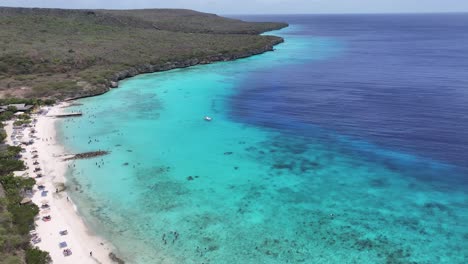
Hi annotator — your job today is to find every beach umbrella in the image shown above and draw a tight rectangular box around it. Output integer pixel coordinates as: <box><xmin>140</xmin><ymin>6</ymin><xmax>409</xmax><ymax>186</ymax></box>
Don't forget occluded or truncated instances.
<box><xmin>41</xmin><ymin>199</ymin><xmax>49</xmax><ymax>204</ymax></box>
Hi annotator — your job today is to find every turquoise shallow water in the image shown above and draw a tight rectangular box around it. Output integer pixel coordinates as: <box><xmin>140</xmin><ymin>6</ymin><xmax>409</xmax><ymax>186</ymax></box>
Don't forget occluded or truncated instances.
<box><xmin>58</xmin><ymin>24</ymin><xmax>467</xmax><ymax>264</ymax></box>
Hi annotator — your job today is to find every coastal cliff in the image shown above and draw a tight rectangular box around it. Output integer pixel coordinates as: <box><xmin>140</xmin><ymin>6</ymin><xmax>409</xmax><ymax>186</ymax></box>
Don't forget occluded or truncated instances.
<box><xmin>70</xmin><ymin>37</ymin><xmax>284</xmax><ymax>100</ymax></box>
<box><xmin>0</xmin><ymin>7</ymin><xmax>287</xmax><ymax>99</ymax></box>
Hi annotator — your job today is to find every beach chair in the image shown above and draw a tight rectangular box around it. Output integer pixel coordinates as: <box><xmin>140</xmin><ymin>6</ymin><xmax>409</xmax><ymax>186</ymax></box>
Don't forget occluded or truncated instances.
<box><xmin>63</xmin><ymin>248</ymin><xmax>72</xmax><ymax>256</ymax></box>
<box><xmin>32</xmin><ymin>237</ymin><xmax>42</xmax><ymax>244</ymax></box>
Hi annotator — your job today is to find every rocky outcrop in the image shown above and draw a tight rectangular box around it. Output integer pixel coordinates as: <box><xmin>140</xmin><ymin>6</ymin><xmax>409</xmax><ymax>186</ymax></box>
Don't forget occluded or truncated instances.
<box><xmin>110</xmin><ymin>81</ymin><xmax>119</xmax><ymax>88</ymax></box>
<box><xmin>63</xmin><ymin>151</ymin><xmax>110</xmax><ymax>161</ymax></box>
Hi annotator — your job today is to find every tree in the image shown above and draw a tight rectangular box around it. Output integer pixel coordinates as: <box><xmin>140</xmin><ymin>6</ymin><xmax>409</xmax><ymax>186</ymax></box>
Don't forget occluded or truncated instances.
<box><xmin>25</xmin><ymin>247</ymin><xmax>52</xmax><ymax>264</ymax></box>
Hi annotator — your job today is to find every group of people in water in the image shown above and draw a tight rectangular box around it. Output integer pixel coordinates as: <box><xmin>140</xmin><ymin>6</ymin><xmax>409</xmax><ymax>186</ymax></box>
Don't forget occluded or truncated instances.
<box><xmin>161</xmin><ymin>231</ymin><xmax>180</xmax><ymax>245</ymax></box>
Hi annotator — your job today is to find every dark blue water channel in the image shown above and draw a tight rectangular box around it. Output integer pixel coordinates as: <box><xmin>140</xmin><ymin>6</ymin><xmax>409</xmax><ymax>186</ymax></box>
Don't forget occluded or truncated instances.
<box><xmin>231</xmin><ymin>14</ymin><xmax>468</xmax><ymax>175</ymax></box>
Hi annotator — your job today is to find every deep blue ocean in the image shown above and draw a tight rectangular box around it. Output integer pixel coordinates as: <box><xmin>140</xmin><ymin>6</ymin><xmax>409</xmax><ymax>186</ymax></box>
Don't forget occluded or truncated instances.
<box><xmin>234</xmin><ymin>13</ymin><xmax>468</xmax><ymax>174</ymax></box>
<box><xmin>60</xmin><ymin>14</ymin><xmax>468</xmax><ymax>263</ymax></box>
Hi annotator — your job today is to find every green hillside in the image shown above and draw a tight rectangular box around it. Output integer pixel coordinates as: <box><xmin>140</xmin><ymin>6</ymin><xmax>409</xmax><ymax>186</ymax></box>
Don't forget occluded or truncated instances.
<box><xmin>0</xmin><ymin>7</ymin><xmax>287</xmax><ymax>99</ymax></box>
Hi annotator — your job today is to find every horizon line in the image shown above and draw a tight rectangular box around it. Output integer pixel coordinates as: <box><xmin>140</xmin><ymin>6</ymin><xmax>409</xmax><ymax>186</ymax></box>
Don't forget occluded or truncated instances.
<box><xmin>223</xmin><ymin>11</ymin><xmax>468</xmax><ymax>16</ymax></box>
<box><xmin>1</xmin><ymin>6</ymin><xmax>468</xmax><ymax>15</ymax></box>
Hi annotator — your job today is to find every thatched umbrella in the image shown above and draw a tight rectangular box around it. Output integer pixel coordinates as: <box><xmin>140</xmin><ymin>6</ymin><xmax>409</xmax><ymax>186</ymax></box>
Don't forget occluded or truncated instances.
<box><xmin>20</xmin><ymin>197</ymin><xmax>32</xmax><ymax>204</ymax></box>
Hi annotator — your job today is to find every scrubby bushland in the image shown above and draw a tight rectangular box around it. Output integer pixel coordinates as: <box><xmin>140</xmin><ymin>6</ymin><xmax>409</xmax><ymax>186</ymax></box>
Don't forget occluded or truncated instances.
<box><xmin>0</xmin><ymin>122</ymin><xmax>50</xmax><ymax>263</ymax></box>
<box><xmin>0</xmin><ymin>7</ymin><xmax>287</xmax><ymax>99</ymax></box>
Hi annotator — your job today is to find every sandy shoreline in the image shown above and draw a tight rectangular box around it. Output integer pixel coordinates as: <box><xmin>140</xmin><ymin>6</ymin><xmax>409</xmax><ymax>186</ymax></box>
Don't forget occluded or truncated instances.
<box><xmin>5</xmin><ymin>103</ymin><xmax>115</xmax><ymax>264</ymax></box>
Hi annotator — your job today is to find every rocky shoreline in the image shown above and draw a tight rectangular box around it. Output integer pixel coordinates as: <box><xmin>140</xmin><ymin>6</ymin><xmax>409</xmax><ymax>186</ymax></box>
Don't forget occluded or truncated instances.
<box><xmin>65</xmin><ymin>36</ymin><xmax>285</xmax><ymax>100</ymax></box>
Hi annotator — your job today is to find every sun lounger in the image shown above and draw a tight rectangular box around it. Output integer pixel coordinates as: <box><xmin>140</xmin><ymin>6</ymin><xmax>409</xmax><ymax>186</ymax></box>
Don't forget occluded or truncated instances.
<box><xmin>63</xmin><ymin>248</ymin><xmax>72</xmax><ymax>256</ymax></box>
<box><xmin>60</xmin><ymin>230</ymin><xmax>68</xmax><ymax>235</ymax></box>
<box><xmin>59</xmin><ymin>241</ymin><xmax>68</xmax><ymax>248</ymax></box>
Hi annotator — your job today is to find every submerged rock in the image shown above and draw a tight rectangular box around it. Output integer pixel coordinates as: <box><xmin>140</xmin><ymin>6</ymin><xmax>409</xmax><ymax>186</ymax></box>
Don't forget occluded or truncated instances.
<box><xmin>109</xmin><ymin>252</ymin><xmax>125</xmax><ymax>264</ymax></box>
<box><xmin>63</xmin><ymin>150</ymin><xmax>109</xmax><ymax>161</ymax></box>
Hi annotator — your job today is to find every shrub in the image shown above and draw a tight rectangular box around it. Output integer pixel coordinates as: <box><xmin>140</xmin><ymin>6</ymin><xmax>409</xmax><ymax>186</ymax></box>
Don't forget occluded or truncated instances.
<box><xmin>0</xmin><ymin>112</ymin><xmax>14</xmax><ymax>122</ymax></box>
<box><xmin>0</xmin><ymin>103</ymin><xmax>49</xmax><ymax>263</ymax></box>
<box><xmin>0</xmin><ymin>255</ymin><xmax>23</xmax><ymax>264</ymax></box>
<box><xmin>25</xmin><ymin>247</ymin><xmax>51</xmax><ymax>264</ymax></box>
<box><xmin>0</xmin><ymin>130</ymin><xmax>6</xmax><ymax>142</ymax></box>
<box><xmin>13</xmin><ymin>119</ymin><xmax>31</xmax><ymax>127</ymax></box>
<box><xmin>0</xmin><ymin>160</ymin><xmax>25</xmax><ymax>176</ymax></box>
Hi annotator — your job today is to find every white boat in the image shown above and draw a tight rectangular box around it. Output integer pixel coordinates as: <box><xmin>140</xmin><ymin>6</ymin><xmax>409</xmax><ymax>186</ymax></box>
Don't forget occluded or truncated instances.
<box><xmin>204</xmin><ymin>116</ymin><xmax>212</xmax><ymax>121</ymax></box>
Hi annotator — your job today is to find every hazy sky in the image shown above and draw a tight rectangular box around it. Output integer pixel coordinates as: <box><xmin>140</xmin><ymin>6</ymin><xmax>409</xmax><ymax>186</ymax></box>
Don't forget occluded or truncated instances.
<box><xmin>1</xmin><ymin>0</ymin><xmax>467</xmax><ymax>14</ymax></box>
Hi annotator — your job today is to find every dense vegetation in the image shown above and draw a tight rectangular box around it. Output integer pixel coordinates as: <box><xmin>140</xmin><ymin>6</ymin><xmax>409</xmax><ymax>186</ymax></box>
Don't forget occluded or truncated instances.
<box><xmin>0</xmin><ymin>101</ymin><xmax>51</xmax><ymax>263</ymax></box>
<box><xmin>0</xmin><ymin>7</ymin><xmax>287</xmax><ymax>99</ymax></box>
<box><xmin>0</xmin><ymin>99</ymin><xmax>55</xmax><ymax>125</ymax></box>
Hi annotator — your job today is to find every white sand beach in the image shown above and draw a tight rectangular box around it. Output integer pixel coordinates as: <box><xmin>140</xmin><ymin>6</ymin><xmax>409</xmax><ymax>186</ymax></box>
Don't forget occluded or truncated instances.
<box><xmin>5</xmin><ymin>103</ymin><xmax>115</xmax><ymax>264</ymax></box>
